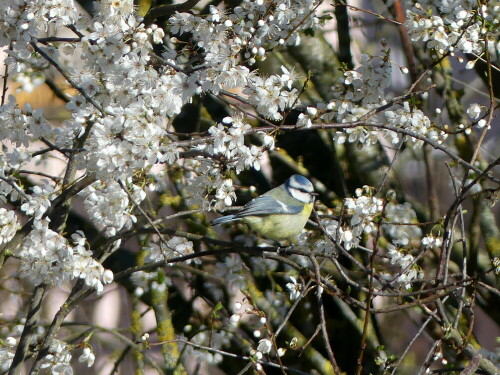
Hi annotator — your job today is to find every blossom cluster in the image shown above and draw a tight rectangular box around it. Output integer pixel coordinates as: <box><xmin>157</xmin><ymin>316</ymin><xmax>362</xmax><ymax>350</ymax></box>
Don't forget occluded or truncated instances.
<box><xmin>244</xmin><ymin>67</ymin><xmax>299</xmax><ymax>120</ymax></box>
<box><xmin>0</xmin><ymin>96</ymin><xmax>51</xmax><ymax>147</ymax></box>
<box><xmin>169</xmin><ymin>0</ymin><xmax>321</xmax><ymax>68</ymax></box>
<box><xmin>326</xmin><ymin>52</ymin><xmax>392</xmax><ymax>146</ymax></box>
<box><xmin>163</xmin><ymin>0</ymin><xmax>317</xmax><ymax>122</ymax></box>
<box><xmin>61</xmin><ymin>15</ymin><xmax>191</xmax><ymax>180</ymax></box>
<box><xmin>331</xmin><ymin>52</ymin><xmax>392</xmax><ymax>115</ymax></box>
<box><xmin>383</xmin><ymin>201</ymin><xmax>422</xmax><ymax>246</ymax></box>
<box><xmin>230</xmin><ymin>300</ymin><xmax>289</xmax><ymax>364</ymax></box>
<box><xmin>386</xmin><ymin>245</ymin><xmax>423</xmax><ymax>289</ymax></box>
<box><xmin>321</xmin><ymin>187</ymin><xmax>384</xmax><ymax>250</ymax></box>
<box><xmin>182</xmin><ymin>116</ymin><xmax>275</xmax><ymax>209</ymax></box>
<box><xmin>18</xmin><ymin>220</ymin><xmax>113</xmax><ymax>293</ymax></box>
<box><xmin>0</xmin><ymin>323</ymin><xmax>45</xmax><ymax>372</ymax></box>
<box><xmin>39</xmin><ymin>339</ymin><xmax>73</xmax><ymax>375</ymax></box>
<box><xmin>404</xmin><ymin>0</ymin><xmax>500</xmax><ymax>60</ymax></box>
<box><xmin>206</xmin><ymin>116</ymin><xmax>274</xmax><ymax>172</ymax></box>
<box><xmin>2</xmin><ymin>0</ymin><xmax>193</xmax><ymax>185</ymax></box>
<box><xmin>319</xmin><ymin>188</ymin><xmax>428</xmax><ymax>289</ymax></box>
<box><xmin>0</xmin><ymin>0</ymin><xmax>77</xmax><ymax>46</ymax></box>
<box><xmin>81</xmin><ymin>180</ymin><xmax>145</xmax><ymax>237</ymax></box>
<box><xmin>145</xmin><ymin>236</ymin><xmax>196</xmax><ymax>263</ymax></box>
<box><xmin>182</xmin><ymin>164</ymin><xmax>234</xmax><ymax>210</ymax></box>
<box><xmin>1</xmin><ymin>333</ymin><xmax>94</xmax><ymax>374</ymax></box>
<box><xmin>0</xmin><ymin>0</ymin><xmax>493</xmax><ymax>372</ymax></box>
<box><xmin>0</xmin><ymin>0</ymin><xmax>317</xmax><ymax>230</ymax></box>
<box><xmin>20</xmin><ymin>183</ymin><xmax>54</xmax><ymax>221</ymax></box>
<box><xmin>384</xmin><ymin>102</ymin><xmax>448</xmax><ymax>146</ymax></box>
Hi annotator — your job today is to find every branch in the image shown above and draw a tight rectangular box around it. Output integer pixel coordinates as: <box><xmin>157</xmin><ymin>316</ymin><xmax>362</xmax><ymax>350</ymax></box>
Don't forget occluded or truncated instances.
<box><xmin>143</xmin><ymin>0</ymin><xmax>202</xmax><ymax>25</ymax></box>
<box><xmin>30</xmin><ymin>42</ymin><xmax>106</xmax><ymax>115</ymax></box>
<box><xmin>8</xmin><ymin>285</ymin><xmax>46</xmax><ymax>375</ymax></box>
<box><xmin>1</xmin><ymin>42</ymin><xmax>13</xmax><ymax>106</ymax></box>
<box><xmin>443</xmin><ymin>328</ymin><xmax>500</xmax><ymax>375</ymax></box>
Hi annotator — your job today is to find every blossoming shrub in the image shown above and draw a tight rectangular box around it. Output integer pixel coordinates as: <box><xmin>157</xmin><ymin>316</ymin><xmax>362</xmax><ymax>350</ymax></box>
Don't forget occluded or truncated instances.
<box><xmin>0</xmin><ymin>0</ymin><xmax>498</xmax><ymax>374</ymax></box>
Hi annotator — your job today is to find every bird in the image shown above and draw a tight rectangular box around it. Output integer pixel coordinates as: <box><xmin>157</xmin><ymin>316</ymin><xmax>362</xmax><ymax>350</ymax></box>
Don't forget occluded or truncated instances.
<box><xmin>211</xmin><ymin>175</ymin><xmax>316</xmax><ymax>241</ymax></box>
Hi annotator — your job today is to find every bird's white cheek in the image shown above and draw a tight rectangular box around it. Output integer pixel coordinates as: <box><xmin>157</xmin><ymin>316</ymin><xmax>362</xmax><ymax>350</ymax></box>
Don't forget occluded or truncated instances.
<box><xmin>290</xmin><ymin>189</ymin><xmax>312</xmax><ymax>203</ymax></box>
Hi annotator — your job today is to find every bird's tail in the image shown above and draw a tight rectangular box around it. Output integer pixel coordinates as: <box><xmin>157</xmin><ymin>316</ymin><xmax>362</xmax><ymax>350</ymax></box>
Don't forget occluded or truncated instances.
<box><xmin>211</xmin><ymin>215</ymin><xmax>238</xmax><ymax>226</ymax></box>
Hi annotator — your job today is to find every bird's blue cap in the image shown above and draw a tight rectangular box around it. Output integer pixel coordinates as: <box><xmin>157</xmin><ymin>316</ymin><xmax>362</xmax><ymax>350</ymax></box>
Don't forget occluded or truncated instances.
<box><xmin>286</xmin><ymin>175</ymin><xmax>314</xmax><ymax>193</ymax></box>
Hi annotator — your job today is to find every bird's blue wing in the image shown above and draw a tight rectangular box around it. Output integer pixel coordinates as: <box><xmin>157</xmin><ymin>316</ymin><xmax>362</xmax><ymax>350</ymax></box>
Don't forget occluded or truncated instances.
<box><xmin>234</xmin><ymin>195</ymin><xmax>303</xmax><ymax>218</ymax></box>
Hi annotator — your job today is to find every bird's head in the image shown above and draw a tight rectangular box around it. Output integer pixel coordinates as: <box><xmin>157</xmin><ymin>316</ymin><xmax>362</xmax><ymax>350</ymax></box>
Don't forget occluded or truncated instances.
<box><xmin>285</xmin><ymin>175</ymin><xmax>316</xmax><ymax>204</ymax></box>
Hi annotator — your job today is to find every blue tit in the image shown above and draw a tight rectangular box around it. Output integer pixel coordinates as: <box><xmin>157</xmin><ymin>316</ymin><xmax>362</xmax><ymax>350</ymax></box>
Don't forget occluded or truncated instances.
<box><xmin>211</xmin><ymin>175</ymin><xmax>316</xmax><ymax>241</ymax></box>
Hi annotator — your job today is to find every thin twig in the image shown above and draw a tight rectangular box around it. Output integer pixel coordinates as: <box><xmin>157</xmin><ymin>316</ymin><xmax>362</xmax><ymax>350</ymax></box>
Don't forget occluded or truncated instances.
<box><xmin>1</xmin><ymin>42</ymin><xmax>13</xmax><ymax>106</ymax></box>
<box><xmin>310</xmin><ymin>255</ymin><xmax>341</xmax><ymax>375</ymax></box>
<box><xmin>155</xmin><ymin>339</ymin><xmax>310</xmax><ymax>375</ymax></box>
<box><xmin>30</xmin><ymin>42</ymin><xmax>106</xmax><ymax>115</ymax></box>
<box><xmin>390</xmin><ymin>296</ymin><xmax>449</xmax><ymax>375</ymax></box>
<box><xmin>356</xmin><ymin>201</ymin><xmax>386</xmax><ymax>375</ymax></box>
<box><xmin>275</xmin><ymin>280</ymin><xmax>314</xmax><ymax>337</ymax></box>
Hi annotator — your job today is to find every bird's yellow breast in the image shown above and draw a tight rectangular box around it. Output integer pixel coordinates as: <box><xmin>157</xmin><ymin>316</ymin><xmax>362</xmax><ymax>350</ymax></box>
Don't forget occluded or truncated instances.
<box><xmin>242</xmin><ymin>203</ymin><xmax>313</xmax><ymax>241</ymax></box>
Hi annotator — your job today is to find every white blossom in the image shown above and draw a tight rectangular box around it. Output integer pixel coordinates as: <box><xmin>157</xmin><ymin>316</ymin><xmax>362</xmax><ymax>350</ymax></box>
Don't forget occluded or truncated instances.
<box><xmin>296</xmin><ymin>113</ymin><xmax>312</xmax><ymax>128</ymax></box>
<box><xmin>215</xmin><ymin>179</ymin><xmax>237</xmax><ymax>206</ymax></box>
<box><xmin>477</xmin><ymin>119</ymin><xmax>487</xmax><ymax>128</ymax></box>
<box><xmin>78</xmin><ymin>347</ymin><xmax>95</xmax><ymax>367</ymax></box>
<box><xmin>466</xmin><ymin>103</ymin><xmax>482</xmax><ymax>120</ymax></box>
<box><xmin>230</xmin><ymin>314</ymin><xmax>241</xmax><ymax>325</ymax></box>
<box><xmin>39</xmin><ymin>340</ymin><xmax>73</xmax><ymax>375</ymax></box>
<box><xmin>167</xmin><ymin>236</ymin><xmax>195</xmax><ymax>259</ymax></box>
<box><xmin>0</xmin><ymin>0</ymin><xmax>494</xmax><ymax>371</ymax></box>
<box><xmin>421</xmin><ymin>235</ymin><xmax>443</xmax><ymax>249</ymax></box>
<box><xmin>257</xmin><ymin>339</ymin><xmax>272</xmax><ymax>354</ymax></box>
<box><xmin>0</xmin><ymin>0</ymin><xmax>77</xmax><ymax>46</ymax></box>
<box><xmin>286</xmin><ymin>276</ymin><xmax>302</xmax><ymax>300</ymax></box>
<box><xmin>0</xmin><ymin>208</ymin><xmax>18</xmax><ymax>245</ymax></box>
<box><xmin>384</xmin><ymin>102</ymin><xmax>447</xmax><ymax>147</ymax></box>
